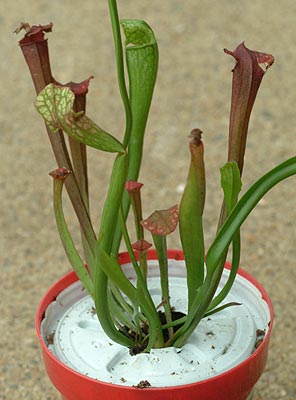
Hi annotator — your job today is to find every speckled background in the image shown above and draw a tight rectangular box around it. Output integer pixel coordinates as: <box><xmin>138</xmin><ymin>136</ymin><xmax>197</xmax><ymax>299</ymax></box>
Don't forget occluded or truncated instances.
<box><xmin>1</xmin><ymin>0</ymin><xmax>295</xmax><ymax>399</ymax></box>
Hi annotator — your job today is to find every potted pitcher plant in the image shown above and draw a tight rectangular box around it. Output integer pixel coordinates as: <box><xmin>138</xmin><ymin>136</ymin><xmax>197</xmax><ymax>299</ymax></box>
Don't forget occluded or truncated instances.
<box><xmin>16</xmin><ymin>0</ymin><xmax>295</xmax><ymax>399</ymax></box>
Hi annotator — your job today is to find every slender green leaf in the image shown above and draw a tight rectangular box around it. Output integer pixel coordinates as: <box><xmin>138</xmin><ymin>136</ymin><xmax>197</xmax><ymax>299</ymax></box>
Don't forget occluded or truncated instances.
<box><xmin>118</xmin><ymin>207</ymin><xmax>164</xmax><ymax>350</ymax></box>
<box><xmin>112</xmin><ymin>19</ymin><xmax>159</xmax><ymax>254</ymax></box>
<box><xmin>204</xmin><ymin>161</ymin><xmax>242</xmax><ymax>311</ymax></box>
<box><xmin>179</xmin><ymin>130</ymin><xmax>206</xmax><ymax>308</ymax></box>
<box><xmin>108</xmin><ymin>289</ymin><xmax>138</xmax><ymax>332</ymax></box>
<box><xmin>172</xmin><ymin>157</ymin><xmax>296</xmax><ymax>347</ymax></box>
<box><xmin>109</xmin><ymin>282</ymin><xmax>135</xmax><ymax>318</ymax></box>
<box><xmin>206</xmin><ymin>232</ymin><xmax>241</xmax><ymax>312</ymax></box>
<box><xmin>97</xmin><ymin>248</ymin><xmax>138</xmax><ymax>304</ymax></box>
<box><xmin>108</xmin><ymin>0</ymin><xmax>132</xmax><ymax>148</ymax></box>
<box><xmin>50</xmin><ymin>170</ymin><xmax>94</xmax><ymax>297</ymax></box>
<box><xmin>207</xmin><ymin>157</ymin><xmax>296</xmax><ymax>272</ymax></box>
<box><xmin>203</xmin><ymin>302</ymin><xmax>241</xmax><ymax>318</ymax></box>
<box><xmin>220</xmin><ymin>162</ymin><xmax>242</xmax><ymax>214</ymax></box>
<box><xmin>93</xmin><ymin>153</ymin><xmax>133</xmax><ymax>348</ymax></box>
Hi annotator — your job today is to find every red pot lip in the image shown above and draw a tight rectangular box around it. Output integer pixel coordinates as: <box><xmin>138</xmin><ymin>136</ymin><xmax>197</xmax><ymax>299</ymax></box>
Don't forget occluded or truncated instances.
<box><xmin>36</xmin><ymin>249</ymin><xmax>274</xmax><ymax>391</ymax></box>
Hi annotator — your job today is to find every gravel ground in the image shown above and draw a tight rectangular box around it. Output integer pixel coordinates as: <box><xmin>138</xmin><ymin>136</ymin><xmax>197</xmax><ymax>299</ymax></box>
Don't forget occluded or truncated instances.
<box><xmin>1</xmin><ymin>0</ymin><xmax>295</xmax><ymax>399</ymax></box>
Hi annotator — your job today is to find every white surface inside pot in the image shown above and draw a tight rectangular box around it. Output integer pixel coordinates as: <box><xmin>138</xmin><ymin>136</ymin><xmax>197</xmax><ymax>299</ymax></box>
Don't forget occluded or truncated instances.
<box><xmin>41</xmin><ymin>259</ymin><xmax>270</xmax><ymax>387</ymax></box>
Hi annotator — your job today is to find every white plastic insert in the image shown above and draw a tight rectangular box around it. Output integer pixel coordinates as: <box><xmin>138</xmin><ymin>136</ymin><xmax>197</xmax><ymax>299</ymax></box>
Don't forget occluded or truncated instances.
<box><xmin>41</xmin><ymin>259</ymin><xmax>270</xmax><ymax>387</ymax></box>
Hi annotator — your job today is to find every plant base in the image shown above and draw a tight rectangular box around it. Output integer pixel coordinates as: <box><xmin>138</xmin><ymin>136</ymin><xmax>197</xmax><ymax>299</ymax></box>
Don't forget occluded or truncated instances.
<box><xmin>36</xmin><ymin>250</ymin><xmax>273</xmax><ymax>399</ymax></box>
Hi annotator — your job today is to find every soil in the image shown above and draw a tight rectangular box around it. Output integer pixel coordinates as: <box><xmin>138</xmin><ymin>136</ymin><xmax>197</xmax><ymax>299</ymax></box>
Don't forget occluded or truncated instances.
<box><xmin>125</xmin><ymin>310</ymin><xmax>186</xmax><ymax>355</ymax></box>
<box><xmin>133</xmin><ymin>380</ymin><xmax>152</xmax><ymax>389</ymax></box>
<box><xmin>254</xmin><ymin>329</ymin><xmax>266</xmax><ymax>350</ymax></box>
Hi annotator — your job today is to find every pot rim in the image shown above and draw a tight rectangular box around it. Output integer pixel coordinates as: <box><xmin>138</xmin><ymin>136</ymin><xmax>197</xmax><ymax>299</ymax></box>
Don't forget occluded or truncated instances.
<box><xmin>36</xmin><ymin>249</ymin><xmax>274</xmax><ymax>391</ymax></box>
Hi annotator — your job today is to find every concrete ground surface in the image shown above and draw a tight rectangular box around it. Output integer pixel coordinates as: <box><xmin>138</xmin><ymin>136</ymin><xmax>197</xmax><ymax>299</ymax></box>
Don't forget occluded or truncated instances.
<box><xmin>1</xmin><ymin>0</ymin><xmax>295</xmax><ymax>398</ymax></box>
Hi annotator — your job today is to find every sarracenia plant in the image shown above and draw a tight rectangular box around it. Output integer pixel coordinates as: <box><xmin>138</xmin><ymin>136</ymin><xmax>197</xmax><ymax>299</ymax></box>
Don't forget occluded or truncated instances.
<box><xmin>17</xmin><ymin>0</ymin><xmax>296</xmax><ymax>353</ymax></box>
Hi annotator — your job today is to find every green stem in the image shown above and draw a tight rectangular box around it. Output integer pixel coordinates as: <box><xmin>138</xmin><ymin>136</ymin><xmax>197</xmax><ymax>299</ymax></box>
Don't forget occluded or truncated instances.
<box><xmin>94</xmin><ymin>262</ymin><xmax>133</xmax><ymax>347</ymax></box>
<box><xmin>109</xmin><ymin>281</ymin><xmax>137</xmax><ymax>319</ymax></box>
<box><xmin>119</xmin><ymin>208</ymin><xmax>164</xmax><ymax>350</ymax></box>
<box><xmin>47</xmin><ymin>127</ymin><xmax>97</xmax><ymax>263</ymax></box>
<box><xmin>179</xmin><ymin>130</ymin><xmax>206</xmax><ymax>309</ymax></box>
<box><xmin>206</xmin><ymin>231</ymin><xmax>241</xmax><ymax>312</ymax></box>
<box><xmin>52</xmin><ymin>177</ymin><xmax>93</xmax><ymax>297</ymax></box>
<box><xmin>108</xmin><ymin>0</ymin><xmax>133</xmax><ymax>148</ymax></box>
<box><xmin>127</xmin><ymin>183</ymin><xmax>148</xmax><ymax>279</ymax></box>
<box><xmin>94</xmin><ymin>153</ymin><xmax>134</xmax><ymax>347</ymax></box>
<box><xmin>207</xmin><ymin>161</ymin><xmax>242</xmax><ymax>311</ymax></box>
<box><xmin>108</xmin><ymin>288</ymin><xmax>138</xmax><ymax>333</ymax></box>
<box><xmin>139</xmin><ymin>251</ymin><xmax>148</xmax><ymax>281</ymax></box>
<box><xmin>152</xmin><ymin>235</ymin><xmax>173</xmax><ymax>340</ymax></box>
<box><xmin>69</xmin><ymin>93</ymin><xmax>94</xmax><ymax>270</ymax></box>
<box><xmin>203</xmin><ymin>302</ymin><xmax>241</xmax><ymax>319</ymax></box>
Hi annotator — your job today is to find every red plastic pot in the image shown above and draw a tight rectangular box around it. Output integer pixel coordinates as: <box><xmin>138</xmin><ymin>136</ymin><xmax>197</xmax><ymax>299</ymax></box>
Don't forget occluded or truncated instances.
<box><xmin>36</xmin><ymin>249</ymin><xmax>273</xmax><ymax>400</ymax></box>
